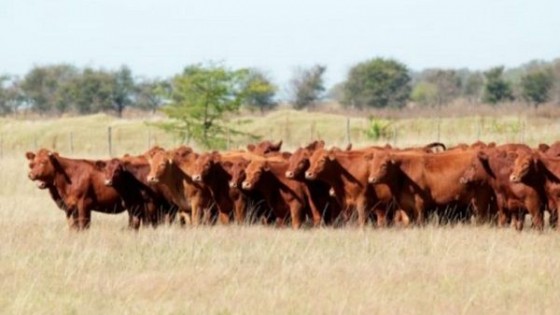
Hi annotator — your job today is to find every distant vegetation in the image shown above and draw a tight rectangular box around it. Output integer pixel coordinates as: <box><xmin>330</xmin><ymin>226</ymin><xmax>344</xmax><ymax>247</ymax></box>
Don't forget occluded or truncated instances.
<box><xmin>1</xmin><ymin>57</ymin><xmax>560</xmax><ymax>148</ymax></box>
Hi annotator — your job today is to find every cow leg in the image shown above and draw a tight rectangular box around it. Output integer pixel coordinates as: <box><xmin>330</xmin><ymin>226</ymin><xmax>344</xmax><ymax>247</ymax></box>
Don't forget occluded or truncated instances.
<box><xmin>526</xmin><ymin>198</ymin><xmax>544</xmax><ymax>231</ymax></box>
<box><xmin>76</xmin><ymin>201</ymin><xmax>91</xmax><ymax>230</ymax></box>
<box><xmin>66</xmin><ymin>209</ymin><xmax>78</xmax><ymax>230</ymax></box>
<box><xmin>374</xmin><ymin>206</ymin><xmax>388</xmax><ymax>228</ymax></box>
<box><xmin>512</xmin><ymin>208</ymin><xmax>525</xmax><ymax>231</ymax></box>
<box><xmin>290</xmin><ymin>204</ymin><xmax>304</xmax><ymax>229</ymax></box>
<box><xmin>356</xmin><ymin>198</ymin><xmax>370</xmax><ymax>228</ymax></box>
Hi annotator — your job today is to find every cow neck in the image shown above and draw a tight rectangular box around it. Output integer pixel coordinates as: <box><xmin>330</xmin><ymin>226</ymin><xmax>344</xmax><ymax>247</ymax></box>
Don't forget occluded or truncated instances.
<box><xmin>205</xmin><ymin>163</ymin><xmax>231</xmax><ymax>198</ymax></box>
<box><xmin>323</xmin><ymin>153</ymin><xmax>366</xmax><ymax>187</ymax></box>
<box><xmin>160</xmin><ymin>162</ymin><xmax>190</xmax><ymax>208</ymax></box>
<box><xmin>50</xmin><ymin>155</ymin><xmax>82</xmax><ymax>191</ymax></box>
<box><xmin>47</xmin><ymin>184</ymin><xmax>66</xmax><ymax>210</ymax></box>
<box><xmin>537</xmin><ymin>156</ymin><xmax>560</xmax><ymax>184</ymax></box>
<box><xmin>262</xmin><ymin>160</ymin><xmax>292</xmax><ymax>189</ymax></box>
<box><xmin>256</xmin><ymin>161</ymin><xmax>303</xmax><ymax>203</ymax></box>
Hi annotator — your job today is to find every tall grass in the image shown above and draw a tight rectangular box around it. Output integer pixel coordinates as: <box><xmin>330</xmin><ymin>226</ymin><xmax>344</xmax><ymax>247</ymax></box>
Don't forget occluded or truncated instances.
<box><xmin>3</xmin><ymin>110</ymin><xmax>560</xmax><ymax>314</ymax></box>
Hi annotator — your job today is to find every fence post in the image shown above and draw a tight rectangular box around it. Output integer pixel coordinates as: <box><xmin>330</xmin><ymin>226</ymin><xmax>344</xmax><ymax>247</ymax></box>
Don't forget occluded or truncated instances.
<box><xmin>0</xmin><ymin>134</ymin><xmax>3</xmax><ymax>159</ymax></box>
<box><xmin>436</xmin><ymin>117</ymin><xmax>441</xmax><ymax>142</ymax></box>
<box><xmin>147</xmin><ymin>129</ymin><xmax>151</xmax><ymax>149</ymax></box>
<box><xmin>346</xmin><ymin>117</ymin><xmax>351</xmax><ymax>145</ymax></box>
<box><xmin>107</xmin><ymin>126</ymin><xmax>113</xmax><ymax>157</ymax></box>
<box><xmin>69</xmin><ymin>132</ymin><xmax>74</xmax><ymax>154</ymax></box>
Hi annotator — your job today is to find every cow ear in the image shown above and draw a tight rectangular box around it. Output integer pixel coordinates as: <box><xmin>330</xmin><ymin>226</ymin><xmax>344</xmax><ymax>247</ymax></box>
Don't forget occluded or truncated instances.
<box><xmin>273</xmin><ymin>140</ymin><xmax>283</xmax><ymax>150</ymax></box>
<box><xmin>538</xmin><ymin>144</ymin><xmax>550</xmax><ymax>152</ymax></box>
<box><xmin>222</xmin><ymin>161</ymin><xmax>233</xmax><ymax>170</ymax></box>
<box><xmin>389</xmin><ymin>154</ymin><xmax>398</xmax><ymax>164</ymax></box>
<box><xmin>247</xmin><ymin>144</ymin><xmax>256</xmax><ymax>152</ymax></box>
<box><xmin>345</xmin><ymin>143</ymin><xmax>352</xmax><ymax>151</ymax></box>
<box><xmin>478</xmin><ymin>150</ymin><xmax>489</xmax><ymax>161</ymax></box>
<box><xmin>25</xmin><ymin>152</ymin><xmax>36</xmax><ymax>160</ymax></box>
<box><xmin>211</xmin><ymin>151</ymin><xmax>221</xmax><ymax>162</ymax></box>
<box><xmin>327</xmin><ymin>150</ymin><xmax>336</xmax><ymax>161</ymax></box>
<box><xmin>281</xmin><ymin>152</ymin><xmax>291</xmax><ymax>160</ymax></box>
<box><xmin>364</xmin><ymin>152</ymin><xmax>373</xmax><ymax>161</ymax></box>
<box><xmin>95</xmin><ymin>160</ymin><xmax>106</xmax><ymax>169</ymax></box>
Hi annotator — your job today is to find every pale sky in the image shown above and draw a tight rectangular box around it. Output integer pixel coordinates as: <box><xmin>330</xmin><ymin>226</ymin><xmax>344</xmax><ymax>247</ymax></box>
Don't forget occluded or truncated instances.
<box><xmin>2</xmin><ymin>0</ymin><xmax>559</xmax><ymax>87</ymax></box>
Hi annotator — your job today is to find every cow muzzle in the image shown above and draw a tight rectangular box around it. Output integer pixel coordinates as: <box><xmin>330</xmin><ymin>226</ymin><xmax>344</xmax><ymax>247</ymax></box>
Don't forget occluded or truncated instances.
<box><xmin>192</xmin><ymin>174</ymin><xmax>202</xmax><ymax>182</ymax></box>
<box><xmin>509</xmin><ymin>174</ymin><xmax>521</xmax><ymax>183</ymax></box>
<box><xmin>147</xmin><ymin>176</ymin><xmax>159</xmax><ymax>183</ymax></box>
<box><xmin>368</xmin><ymin>176</ymin><xmax>378</xmax><ymax>184</ymax></box>
<box><xmin>229</xmin><ymin>181</ymin><xmax>238</xmax><ymax>188</ymax></box>
<box><xmin>305</xmin><ymin>171</ymin><xmax>315</xmax><ymax>180</ymax></box>
<box><xmin>285</xmin><ymin>171</ymin><xmax>294</xmax><ymax>178</ymax></box>
<box><xmin>104</xmin><ymin>179</ymin><xmax>113</xmax><ymax>186</ymax></box>
<box><xmin>241</xmin><ymin>181</ymin><xmax>252</xmax><ymax>190</ymax></box>
<box><xmin>36</xmin><ymin>181</ymin><xmax>47</xmax><ymax>189</ymax></box>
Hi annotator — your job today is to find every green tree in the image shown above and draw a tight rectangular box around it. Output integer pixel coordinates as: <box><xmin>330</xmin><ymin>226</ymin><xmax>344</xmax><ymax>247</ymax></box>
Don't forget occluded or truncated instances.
<box><xmin>134</xmin><ymin>79</ymin><xmax>169</xmax><ymax>113</ymax></box>
<box><xmin>424</xmin><ymin>69</ymin><xmax>461</xmax><ymax>106</ymax></box>
<box><xmin>67</xmin><ymin>68</ymin><xmax>115</xmax><ymax>114</ymax></box>
<box><xmin>243</xmin><ymin>69</ymin><xmax>277</xmax><ymax>114</ymax></box>
<box><xmin>520</xmin><ymin>68</ymin><xmax>554</xmax><ymax>107</ymax></box>
<box><xmin>289</xmin><ymin>65</ymin><xmax>326</xmax><ymax>109</ymax></box>
<box><xmin>462</xmin><ymin>72</ymin><xmax>484</xmax><ymax>103</ymax></box>
<box><xmin>483</xmin><ymin>66</ymin><xmax>514</xmax><ymax>104</ymax></box>
<box><xmin>160</xmin><ymin>64</ymin><xmax>250</xmax><ymax>149</ymax></box>
<box><xmin>411</xmin><ymin>81</ymin><xmax>438</xmax><ymax>106</ymax></box>
<box><xmin>342</xmin><ymin>58</ymin><xmax>410</xmax><ymax>108</ymax></box>
<box><xmin>111</xmin><ymin>65</ymin><xmax>135</xmax><ymax>117</ymax></box>
<box><xmin>20</xmin><ymin>64</ymin><xmax>78</xmax><ymax>114</ymax></box>
<box><xmin>0</xmin><ymin>75</ymin><xmax>25</xmax><ymax>115</ymax></box>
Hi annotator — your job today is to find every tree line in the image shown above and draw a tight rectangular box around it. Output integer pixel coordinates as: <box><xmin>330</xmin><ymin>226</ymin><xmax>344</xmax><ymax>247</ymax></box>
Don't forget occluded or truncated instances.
<box><xmin>1</xmin><ymin>58</ymin><xmax>560</xmax><ymax>116</ymax></box>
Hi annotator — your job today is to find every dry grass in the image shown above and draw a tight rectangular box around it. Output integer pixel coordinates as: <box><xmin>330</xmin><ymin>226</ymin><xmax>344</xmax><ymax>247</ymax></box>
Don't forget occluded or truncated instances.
<box><xmin>3</xmin><ymin>110</ymin><xmax>560</xmax><ymax>314</ymax></box>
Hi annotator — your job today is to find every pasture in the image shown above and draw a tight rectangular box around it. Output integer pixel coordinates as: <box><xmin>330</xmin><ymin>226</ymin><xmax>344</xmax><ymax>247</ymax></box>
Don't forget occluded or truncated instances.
<box><xmin>3</xmin><ymin>109</ymin><xmax>560</xmax><ymax>314</ymax></box>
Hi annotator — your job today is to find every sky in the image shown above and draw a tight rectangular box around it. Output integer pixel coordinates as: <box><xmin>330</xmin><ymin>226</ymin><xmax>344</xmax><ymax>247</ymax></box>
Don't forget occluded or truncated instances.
<box><xmin>2</xmin><ymin>0</ymin><xmax>560</xmax><ymax>88</ymax></box>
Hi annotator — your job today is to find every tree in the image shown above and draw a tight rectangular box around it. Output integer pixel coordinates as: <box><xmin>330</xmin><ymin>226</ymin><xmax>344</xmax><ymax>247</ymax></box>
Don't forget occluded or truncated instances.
<box><xmin>243</xmin><ymin>69</ymin><xmax>277</xmax><ymax>114</ymax></box>
<box><xmin>410</xmin><ymin>82</ymin><xmax>438</xmax><ymax>106</ymax></box>
<box><xmin>520</xmin><ymin>68</ymin><xmax>554</xmax><ymax>107</ymax></box>
<box><xmin>462</xmin><ymin>72</ymin><xmax>484</xmax><ymax>104</ymax></box>
<box><xmin>342</xmin><ymin>58</ymin><xmax>410</xmax><ymax>109</ymax></box>
<box><xmin>289</xmin><ymin>65</ymin><xmax>326</xmax><ymax>109</ymax></box>
<box><xmin>134</xmin><ymin>79</ymin><xmax>169</xmax><ymax>113</ymax></box>
<box><xmin>424</xmin><ymin>69</ymin><xmax>461</xmax><ymax>106</ymax></box>
<box><xmin>0</xmin><ymin>75</ymin><xmax>24</xmax><ymax>115</ymax></box>
<box><xmin>111</xmin><ymin>65</ymin><xmax>135</xmax><ymax>117</ymax></box>
<box><xmin>160</xmin><ymin>64</ymin><xmax>250</xmax><ymax>149</ymax></box>
<box><xmin>483</xmin><ymin>66</ymin><xmax>514</xmax><ymax>104</ymax></box>
<box><xmin>20</xmin><ymin>64</ymin><xmax>78</xmax><ymax>114</ymax></box>
<box><xmin>67</xmin><ymin>68</ymin><xmax>115</xmax><ymax>114</ymax></box>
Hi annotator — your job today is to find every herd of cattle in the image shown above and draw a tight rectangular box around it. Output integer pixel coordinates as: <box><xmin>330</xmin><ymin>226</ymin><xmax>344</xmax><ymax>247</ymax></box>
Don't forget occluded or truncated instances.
<box><xmin>24</xmin><ymin>139</ymin><xmax>560</xmax><ymax>231</ymax></box>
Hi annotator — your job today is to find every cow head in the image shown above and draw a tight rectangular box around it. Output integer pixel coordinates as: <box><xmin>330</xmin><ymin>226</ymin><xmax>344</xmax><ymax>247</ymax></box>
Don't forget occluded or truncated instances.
<box><xmin>242</xmin><ymin>160</ymin><xmax>269</xmax><ymax>190</ymax></box>
<box><xmin>510</xmin><ymin>151</ymin><xmax>537</xmax><ymax>183</ymax></box>
<box><xmin>305</xmin><ymin>148</ymin><xmax>335</xmax><ymax>180</ymax></box>
<box><xmin>190</xmin><ymin>151</ymin><xmax>220</xmax><ymax>182</ymax></box>
<box><xmin>226</xmin><ymin>158</ymin><xmax>249</xmax><ymax>189</ymax></box>
<box><xmin>459</xmin><ymin>149</ymin><xmax>498</xmax><ymax>184</ymax></box>
<box><xmin>247</xmin><ymin>140</ymin><xmax>283</xmax><ymax>155</ymax></box>
<box><xmin>145</xmin><ymin>147</ymin><xmax>173</xmax><ymax>183</ymax></box>
<box><xmin>366</xmin><ymin>151</ymin><xmax>396</xmax><ymax>184</ymax></box>
<box><xmin>26</xmin><ymin>149</ymin><xmax>58</xmax><ymax>185</ymax></box>
<box><xmin>99</xmin><ymin>158</ymin><xmax>125</xmax><ymax>186</ymax></box>
<box><xmin>285</xmin><ymin>148</ymin><xmax>310</xmax><ymax>179</ymax></box>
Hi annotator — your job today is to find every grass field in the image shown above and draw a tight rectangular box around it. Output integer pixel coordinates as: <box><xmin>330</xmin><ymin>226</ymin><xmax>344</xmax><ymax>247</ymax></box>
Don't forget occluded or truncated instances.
<box><xmin>3</xmin><ymin>109</ymin><xmax>560</xmax><ymax>314</ymax></box>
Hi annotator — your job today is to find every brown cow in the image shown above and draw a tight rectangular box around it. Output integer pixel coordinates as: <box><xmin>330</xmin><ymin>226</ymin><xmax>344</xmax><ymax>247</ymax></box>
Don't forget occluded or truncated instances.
<box><xmin>367</xmin><ymin>149</ymin><xmax>497</xmax><ymax>226</ymax></box>
<box><xmin>285</xmin><ymin>140</ymin><xmax>342</xmax><ymax>225</ymax></box>
<box><xmin>247</xmin><ymin>140</ymin><xmax>283</xmax><ymax>155</ymax></box>
<box><xmin>146</xmin><ymin>146</ymin><xmax>214</xmax><ymax>226</ymax></box>
<box><xmin>460</xmin><ymin>144</ymin><xmax>546</xmax><ymax>230</ymax></box>
<box><xmin>242</xmin><ymin>154</ymin><xmax>321</xmax><ymax>228</ymax></box>
<box><xmin>305</xmin><ymin>147</ymin><xmax>394</xmax><ymax>227</ymax></box>
<box><xmin>100</xmin><ymin>157</ymin><xmax>177</xmax><ymax>227</ymax></box>
<box><xmin>26</xmin><ymin>149</ymin><xmax>127</xmax><ymax>230</ymax></box>
<box><xmin>509</xmin><ymin>149</ymin><xmax>558</xmax><ymax>228</ymax></box>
